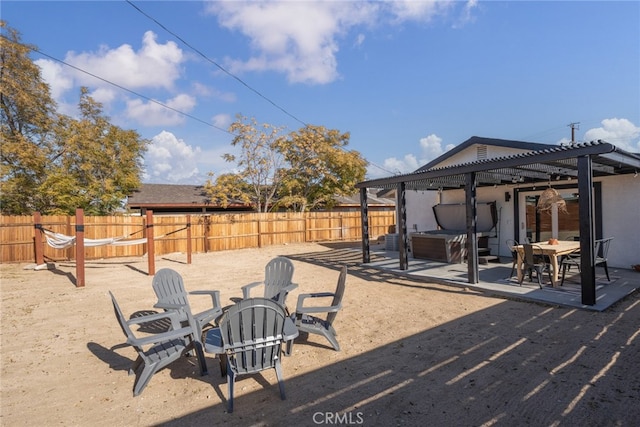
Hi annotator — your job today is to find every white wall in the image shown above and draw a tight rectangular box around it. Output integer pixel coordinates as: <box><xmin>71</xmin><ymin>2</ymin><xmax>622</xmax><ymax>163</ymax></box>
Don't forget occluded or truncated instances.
<box><xmin>599</xmin><ymin>175</ymin><xmax>640</xmax><ymax>268</ymax></box>
<box><xmin>405</xmin><ymin>175</ymin><xmax>640</xmax><ymax>268</ymax></box>
<box><xmin>406</xmin><ymin>186</ymin><xmax>514</xmax><ymax>258</ymax></box>
<box><xmin>405</xmin><ymin>190</ymin><xmax>439</xmax><ymax>232</ymax></box>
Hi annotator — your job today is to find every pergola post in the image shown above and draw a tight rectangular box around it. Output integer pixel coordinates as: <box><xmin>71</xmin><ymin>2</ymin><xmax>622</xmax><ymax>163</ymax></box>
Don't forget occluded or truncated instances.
<box><xmin>359</xmin><ymin>188</ymin><xmax>370</xmax><ymax>263</ymax></box>
<box><xmin>578</xmin><ymin>155</ymin><xmax>596</xmax><ymax>305</ymax></box>
<box><xmin>398</xmin><ymin>182</ymin><xmax>409</xmax><ymax>270</ymax></box>
<box><xmin>465</xmin><ymin>172</ymin><xmax>479</xmax><ymax>284</ymax></box>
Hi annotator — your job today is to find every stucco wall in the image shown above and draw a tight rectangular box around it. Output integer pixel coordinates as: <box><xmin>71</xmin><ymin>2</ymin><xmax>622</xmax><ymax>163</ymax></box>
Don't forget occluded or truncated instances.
<box><xmin>405</xmin><ymin>176</ymin><xmax>640</xmax><ymax>268</ymax></box>
<box><xmin>599</xmin><ymin>175</ymin><xmax>640</xmax><ymax>268</ymax></box>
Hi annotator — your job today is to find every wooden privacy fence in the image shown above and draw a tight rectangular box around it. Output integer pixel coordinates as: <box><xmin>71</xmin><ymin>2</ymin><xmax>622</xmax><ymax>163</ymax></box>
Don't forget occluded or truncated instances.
<box><xmin>1</xmin><ymin>210</ymin><xmax>395</xmax><ymax>264</ymax></box>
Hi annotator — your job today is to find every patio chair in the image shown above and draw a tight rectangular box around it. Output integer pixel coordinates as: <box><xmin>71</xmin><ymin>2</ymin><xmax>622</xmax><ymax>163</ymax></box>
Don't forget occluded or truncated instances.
<box><xmin>505</xmin><ymin>239</ymin><xmax>519</xmax><ymax>279</ymax></box>
<box><xmin>241</xmin><ymin>257</ymin><xmax>298</xmax><ymax>309</ymax></box>
<box><xmin>109</xmin><ymin>291</ymin><xmax>207</xmax><ymax>396</ymax></box>
<box><xmin>293</xmin><ymin>265</ymin><xmax>347</xmax><ymax>351</ymax></box>
<box><xmin>204</xmin><ymin>297</ymin><xmax>298</xmax><ymax>413</ymax></box>
<box><xmin>519</xmin><ymin>243</ymin><xmax>552</xmax><ymax>289</ymax></box>
<box><xmin>560</xmin><ymin>237</ymin><xmax>613</xmax><ymax>286</ymax></box>
<box><xmin>152</xmin><ymin>268</ymin><xmax>223</xmax><ymax>330</ymax></box>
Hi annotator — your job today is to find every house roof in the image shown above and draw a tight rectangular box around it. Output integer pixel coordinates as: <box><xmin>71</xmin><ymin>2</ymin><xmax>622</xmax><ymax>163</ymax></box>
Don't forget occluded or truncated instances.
<box><xmin>357</xmin><ymin>137</ymin><xmax>640</xmax><ymax>191</ymax></box>
<box><xmin>127</xmin><ymin>184</ymin><xmax>395</xmax><ymax>210</ymax></box>
<box><xmin>126</xmin><ymin>184</ymin><xmax>250</xmax><ymax>209</ymax></box>
<box><xmin>334</xmin><ymin>188</ymin><xmax>395</xmax><ymax>207</ymax></box>
<box><xmin>415</xmin><ymin>136</ymin><xmax>555</xmax><ymax>172</ymax></box>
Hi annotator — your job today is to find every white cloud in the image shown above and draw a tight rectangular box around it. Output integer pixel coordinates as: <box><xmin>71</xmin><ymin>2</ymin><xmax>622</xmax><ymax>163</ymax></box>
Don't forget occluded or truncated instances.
<box><xmin>372</xmin><ymin>133</ymin><xmax>452</xmax><ymax>178</ymax></box>
<box><xmin>453</xmin><ymin>0</ymin><xmax>479</xmax><ymax>29</ymax></box>
<box><xmin>204</xmin><ymin>1</ymin><xmax>474</xmax><ymax>85</ymax></box>
<box><xmin>583</xmin><ymin>118</ymin><xmax>640</xmax><ymax>152</ymax></box>
<box><xmin>387</xmin><ymin>0</ymin><xmax>453</xmax><ymax>23</ymax></box>
<box><xmin>65</xmin><ymin>31</ymin><xmax>184</xmax><ymax>90</ymax></box>
<box><xmin>419</xmin><ymin>134</ymin><xmax>447</xmax><ymax>161</ymax></box>
<box><xmin>382</xmin><ymin>153</ymin><xmax>420</xmax><ymax>175</ymax></box>
<box><xmin>143</xmin><ymin>131</ymin><xmax>202</xmax><ymax>183</ymax></box>
<box><xmin>36</xmin><ymin>31</ymin><xmax>186</xmax><ymax>119</ymax></box>
<box><xmin>208</xmin><ymin>2</ymin><xmax>366</xmax><ymax>84</ymax></box>
<box><xmin>213</xmin><ymin>1</ymin><xmax>458</xmax><ymax>85</ymax></box>
<box><xmin>126</xmin><ymin>94</ymin><xmax>196</xmax><ymax>127</ymax></box>
<box><xmin>34</xmin><ymin>59</ymin><xmax>73</xmax><ymax>101</ymax></box>
<box><xmin>34</xmin><ymin>58</ymin><xmax>75</xmax><ymax>115</ymax></box>
<box><xmin>212</xmin><ymin>113</ymin><xmax>232</xmax><ymax>130</ymax></box>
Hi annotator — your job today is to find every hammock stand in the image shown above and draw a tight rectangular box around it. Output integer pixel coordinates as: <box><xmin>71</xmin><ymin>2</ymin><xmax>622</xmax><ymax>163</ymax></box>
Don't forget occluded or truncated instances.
<box><xmin>33</xmin><ymin>210</ymin><xmax>193</xmax><ymax>288</ymax></box>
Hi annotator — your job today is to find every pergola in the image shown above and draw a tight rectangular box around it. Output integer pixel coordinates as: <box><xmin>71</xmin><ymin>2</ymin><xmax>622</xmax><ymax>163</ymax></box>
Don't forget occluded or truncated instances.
<box><xmin>355</xmin><ymin>139</ymin><xmax>640</xmax><ymax>306</ymax></box>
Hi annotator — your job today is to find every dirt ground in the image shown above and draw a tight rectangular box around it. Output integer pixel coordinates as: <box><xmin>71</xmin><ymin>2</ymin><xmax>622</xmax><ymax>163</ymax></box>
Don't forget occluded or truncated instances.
<box><xmin>1</xmin><ymin>242</ymin><xmax>639</xmax><ymax>426</ymax></box>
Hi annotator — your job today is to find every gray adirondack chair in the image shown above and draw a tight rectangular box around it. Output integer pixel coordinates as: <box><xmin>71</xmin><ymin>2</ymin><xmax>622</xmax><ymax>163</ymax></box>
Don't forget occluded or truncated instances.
<box><xmin>152</xmin><ymin>268</ymin><xmax>223</xmax><ymax>346</ymax></box>
<box><xmin>241</xmin><ymin>257</ymin><xmax>298</xmax><ymax>308</ymax></box>
<box><xmin>204</xmin><ymin>297</ymin><xmax>299</xmax><ymax>413</ymax></box>
<box><xmin>109</xmin><ymin>291</ymin><xmax>207</xmax><ymax>396</ymax></box>
<box><xmin>293</xmin><ymin>265</ymin><xmax>347</xmax><ymax>351</ymax></box>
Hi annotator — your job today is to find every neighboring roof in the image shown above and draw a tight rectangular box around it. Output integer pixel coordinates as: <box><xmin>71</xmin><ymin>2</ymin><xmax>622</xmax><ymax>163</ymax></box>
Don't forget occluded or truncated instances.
<box><xmin>126</xmin><ymin>184</ymin><xmax>250</xmax><ymax>209</ymax></box>
<box><xmin>127</xmin><ymin>184</ymin><xmax>394</xmax><ymax>210</ymax></box>
<box><xmin>334</xmin><ymin>188</ymin><xmax>395</xmax><ymax>207</ymax></box>
<box><xmin>357</xmin><ymin>138</ymin><xmax>640</xmax><ymax>191</ymax></box>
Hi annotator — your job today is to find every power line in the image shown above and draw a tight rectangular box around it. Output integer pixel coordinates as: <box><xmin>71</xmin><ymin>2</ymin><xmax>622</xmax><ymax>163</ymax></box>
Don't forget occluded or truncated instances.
<box><xmin>126</xmin><ymin>0</ymin><xmax>310</xmax><ymax>129</ymax></box>
<box><xmin>30</xmin><ymin>48</ymin><xmax>233</xmax><ymax>135</ymax></box>
<box><xmin>124</xmin><ymin>1</ymin><xmax>395</xmax><ymax>177</ymax></box>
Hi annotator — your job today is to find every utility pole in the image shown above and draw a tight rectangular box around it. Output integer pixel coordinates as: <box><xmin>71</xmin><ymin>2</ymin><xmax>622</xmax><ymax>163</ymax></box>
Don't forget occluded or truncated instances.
<box><xmin>568</xmin><ymin>122</ymin><xmax>580</xmax><ymax>144</ymax></box>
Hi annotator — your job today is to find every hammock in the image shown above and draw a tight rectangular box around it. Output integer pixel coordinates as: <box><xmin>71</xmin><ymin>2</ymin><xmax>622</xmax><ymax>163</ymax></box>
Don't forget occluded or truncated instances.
<box><xmin>42</xmin><ymin>229</ymin><xmax>148</xmax><ymax>249</ymax></box>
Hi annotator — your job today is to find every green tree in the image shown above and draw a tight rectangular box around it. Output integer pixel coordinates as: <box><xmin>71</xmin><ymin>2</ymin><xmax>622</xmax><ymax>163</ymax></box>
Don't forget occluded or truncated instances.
<box><xmin>275</xmin><ymin>125</ymin><xmax>367</xmax><ymax>212</ymax></box>
<box><xmin>207</xmin><ymin>114</ymin><xmax>286</xmax><ymax>212</ymax></box>
<box><xmin>1</xmin><ymin>22</ymin><xmax>148</xmax><ymax>215</ymax></box>
<box><xmin>203</xmin><ymin>172</ymin><xmax>251</xmax><ymax>209</ymax></box>
<box><xmin>46</xmin><ymin>88</ymin><xmax>148</xmax><ymax>214</ymax></box>
<box><xmin>0</xmin><ymin>21</ymin><xmax>57</xmax><ymax>214</ymax></box>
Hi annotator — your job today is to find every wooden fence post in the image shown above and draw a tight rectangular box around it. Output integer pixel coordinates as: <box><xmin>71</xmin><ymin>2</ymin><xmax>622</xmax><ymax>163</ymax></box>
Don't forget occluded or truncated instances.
<box><xmin>33</xmin><ymin>212</ymin><xmax>44</xmax><ymax>266</ymax></box>
<box><xmin>146</xmin><ymin>210</ymin><xmax>155</xmax><ymax>276</ymax></box>
<box><xmin>75</xmin><ymin>208</ymin><xmax>85</xmax><ymax>288</ymax></box>
<box><xmin>203</xmin><ymin>215</ymin><xmax>210</xmax><ymax>253</ymax></box>
<box><xmin>186</xmin><ymin>215</ymin><xmax>192</xmax><ymax>264</ymax></box>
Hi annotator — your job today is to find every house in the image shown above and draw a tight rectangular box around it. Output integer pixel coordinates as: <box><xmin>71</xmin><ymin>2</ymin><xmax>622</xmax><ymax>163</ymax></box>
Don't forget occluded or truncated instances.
<box><xmin>355</xmin><ymin>136</ymin><xmax>640</xmax><ymax>306</ymax></box>
<box><xmin>126</xmin><ymin>184</ymin><xmax>253</xmax><ymax>215</ymax></box>
<box><xmin>127</xmin><ymin>184</ymin><xmax>395</xmax><ymax>215</ymax></box>
<box><xmin>332</xmin><ymin>188</ymin><xmax>395</xmax><ymax>213</ymax></box>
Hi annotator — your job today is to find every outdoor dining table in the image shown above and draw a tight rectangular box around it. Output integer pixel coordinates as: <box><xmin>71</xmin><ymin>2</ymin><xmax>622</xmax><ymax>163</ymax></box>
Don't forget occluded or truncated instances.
<box><xmin>515</xmin><ymin>240</ymin><xmax>581</xmax><ymax>287</ymax></box>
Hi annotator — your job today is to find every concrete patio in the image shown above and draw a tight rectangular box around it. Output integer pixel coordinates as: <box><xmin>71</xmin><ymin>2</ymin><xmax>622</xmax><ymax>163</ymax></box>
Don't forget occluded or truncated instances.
<box><xmin>364</xmin><ymin>247</ymin><xmax>640</xmax><ymax>312</ymax></box>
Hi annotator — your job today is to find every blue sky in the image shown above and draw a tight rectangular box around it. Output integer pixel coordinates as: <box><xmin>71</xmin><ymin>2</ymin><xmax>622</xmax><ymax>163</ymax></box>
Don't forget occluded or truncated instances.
<box><xmin>3</xmin><ymin>1</ymin><xmax>639</xmax><ymax>184</ymax></box>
